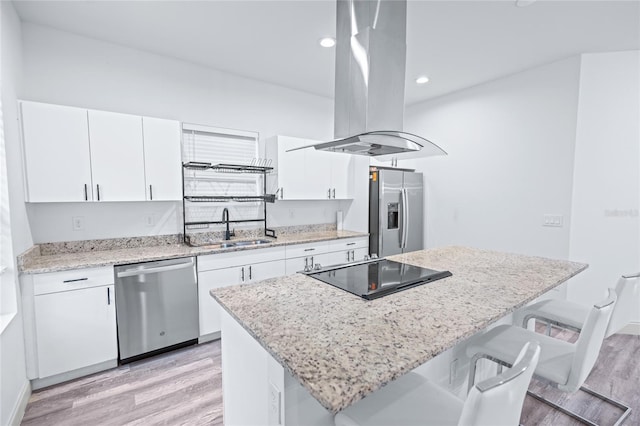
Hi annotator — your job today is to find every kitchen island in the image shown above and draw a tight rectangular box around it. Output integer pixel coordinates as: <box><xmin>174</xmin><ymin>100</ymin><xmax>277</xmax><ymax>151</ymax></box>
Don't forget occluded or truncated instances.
<box><xmin>212</xmin><ymin>246</ymin><xmax>587</xmax><ymax>425</ymax></box>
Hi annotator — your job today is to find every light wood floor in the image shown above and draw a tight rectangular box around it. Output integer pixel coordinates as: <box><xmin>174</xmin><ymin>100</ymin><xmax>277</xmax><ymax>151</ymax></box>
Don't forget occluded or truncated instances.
<box><xmin>22</xmin><ymin>331</ymin><xmax>639</xmax><ymax>425</ymax></box>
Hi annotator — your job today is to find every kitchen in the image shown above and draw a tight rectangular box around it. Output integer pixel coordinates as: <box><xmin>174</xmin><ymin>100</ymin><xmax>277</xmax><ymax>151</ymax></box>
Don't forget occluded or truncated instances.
<box><xmin>1</xmin><ymin>1</ymin><xmax>639</xmax><ymax>426</ymax></box>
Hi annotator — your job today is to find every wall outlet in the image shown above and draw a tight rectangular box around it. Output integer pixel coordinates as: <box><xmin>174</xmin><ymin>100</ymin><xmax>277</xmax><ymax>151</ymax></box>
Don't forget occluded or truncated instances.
<box><xmin>145</xmin><ymin>214</ymin><xmax>155</xmax><ymax>227</ymax></box>
<box><xmin>543</xmin><ymin>214</ymin><xmax>563</xmax><ymax>227</ymax></box>
<box><xmin>268</xmin><ymin>382</ymin><xmax>281</xmax><ymax>425</ymax></box>
<box><xmin>72</xmin><ymin>216</ymin><xmax>85</xmax><ymax>231</ymax></box>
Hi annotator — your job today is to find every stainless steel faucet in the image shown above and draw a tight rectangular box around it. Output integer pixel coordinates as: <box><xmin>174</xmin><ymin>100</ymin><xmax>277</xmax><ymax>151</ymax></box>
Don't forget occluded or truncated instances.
<box><xmin>222</xmin><ymin>208</ymin><xmax>235</xmax><ymax>240</ymax></box>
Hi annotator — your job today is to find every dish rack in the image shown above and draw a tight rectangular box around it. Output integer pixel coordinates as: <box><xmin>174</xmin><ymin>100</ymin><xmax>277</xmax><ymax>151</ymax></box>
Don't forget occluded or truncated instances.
<box><xmin>182</xmin><ymin>161</ymin><xmax>277</xmax><ymax>246</ymax></box>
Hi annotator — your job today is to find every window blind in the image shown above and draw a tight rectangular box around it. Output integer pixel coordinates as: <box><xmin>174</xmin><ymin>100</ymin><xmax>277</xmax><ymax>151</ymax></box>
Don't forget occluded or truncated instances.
<box><xmin>181</xmin><ymin>124</ymin><xmax>262</xmax><ymax>231</ymax></box>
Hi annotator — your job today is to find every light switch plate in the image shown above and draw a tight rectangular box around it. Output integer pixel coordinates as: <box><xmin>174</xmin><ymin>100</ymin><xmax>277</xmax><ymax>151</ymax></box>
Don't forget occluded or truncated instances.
<box><xmin>543</xmin><ymin>214</ymin><xmax>563</xmax><ymax>227</ymax></box>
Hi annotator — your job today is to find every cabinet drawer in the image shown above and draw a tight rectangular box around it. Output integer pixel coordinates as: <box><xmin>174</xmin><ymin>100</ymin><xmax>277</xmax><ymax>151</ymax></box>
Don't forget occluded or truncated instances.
<box><xmin>285</xmin><ymin>241</ymin><xmax>330</xmax><ymax>259</ymax></box>
<box><xmin>33</xmin><ymin>267</ymin><xmax>114</xmax><ymax>296</ymax></box>
<box><xmin>328</xmin><ymin>237</ymin><xmax>368</xmax><ymax>252</ymax></box>
<box><xmin>198</xmin><ymin>246</ymin><xmax>286</xmax><ymax>272</ymax></box>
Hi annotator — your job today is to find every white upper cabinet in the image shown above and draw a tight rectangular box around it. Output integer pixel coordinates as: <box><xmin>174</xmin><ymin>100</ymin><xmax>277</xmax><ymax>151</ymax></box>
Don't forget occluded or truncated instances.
<box><xmin>20</xmin><ymin>101</ymin><xmax>183</xmax><ymax>203</ymax></box>
<box><xmin>142</xmin><ymin>117</ymin><xmax>182</xmax><ymax>201</ymax></box>
<box><xmin>267</xmin><ymin>136</ymin><xmax>308</xmax><ymax>200</ymax></box>
<box><xmin>21</xmin><ymin>102</ymin><xmax>94</xmax><ymax>202</ymax></box>
<box><xmin>329</xmin><ymin>152</ymin><xmax>352</xmax><ymax>199</ymax></box>
<box><xmin>88</xmin><ymin>110</ymin><xmax>146</xmax><ymax>201</ymax></box>
<box><xmin>267</xmin><ymin>135</ymin><xmax>353</xmax><ymax>200</ymax></box>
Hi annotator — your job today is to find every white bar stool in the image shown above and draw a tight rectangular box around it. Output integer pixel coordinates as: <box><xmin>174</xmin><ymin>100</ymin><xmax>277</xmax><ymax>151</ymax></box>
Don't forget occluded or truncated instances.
<box><xmin>514</xmin><ymin>272</ymin><xmax>640</xmax><ymax>337</ymax></box>
<box><xmin>334</xmin><ymin>342</ymin><xmax>540</xmax><ymax>426</ymax></box>
<box><xmin>467</xmin><ymin>289</ymin><xmax>627</xmax><ymax>426</ymax></box>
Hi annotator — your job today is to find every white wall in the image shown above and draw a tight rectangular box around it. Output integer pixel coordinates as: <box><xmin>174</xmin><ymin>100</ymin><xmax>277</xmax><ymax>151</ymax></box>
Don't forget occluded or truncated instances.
<box><xmin>1</xmin><ymin>2</ymin><xmax>31</xmax><ymax>424</ymax></box>
<box><xmin>20</xmin><ymin>23</ymin><xmax>354</xmax><ymax>242</ymax></box>
<box><xmin>567</xmin><ymin>51</ymin><xmax>640</xmax><ymax>314</ymax></box>
<box><xmin>405</xmin><ymin>57</ymin><xmax>582</xmax><ymax>259</ymax></box>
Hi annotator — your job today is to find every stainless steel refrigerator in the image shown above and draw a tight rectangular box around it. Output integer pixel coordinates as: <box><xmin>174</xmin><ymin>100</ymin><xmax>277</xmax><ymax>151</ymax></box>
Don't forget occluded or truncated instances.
<box><xmin>369</xmin><ymin>167</ymin><xmax>424</xmax><ymax>257</ymax></box>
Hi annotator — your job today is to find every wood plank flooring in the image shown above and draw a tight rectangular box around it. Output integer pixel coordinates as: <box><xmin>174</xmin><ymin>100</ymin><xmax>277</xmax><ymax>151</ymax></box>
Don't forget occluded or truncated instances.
<box><xmin>21</xmin><ymin>341</ymin><xmax>223</xmax><ymax>426</ymax></box>
<box><xmin>22</xmin><ymin>331</ymin><xmax>639</xmax><ymax>425</ymax></box>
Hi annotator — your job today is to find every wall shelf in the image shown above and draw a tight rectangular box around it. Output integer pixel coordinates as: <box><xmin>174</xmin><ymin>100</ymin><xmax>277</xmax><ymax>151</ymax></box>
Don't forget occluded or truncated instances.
<box><xmin>182</xmin><ymin>162</ymin><xmax>276</xmax><ymax>246</ymax></box>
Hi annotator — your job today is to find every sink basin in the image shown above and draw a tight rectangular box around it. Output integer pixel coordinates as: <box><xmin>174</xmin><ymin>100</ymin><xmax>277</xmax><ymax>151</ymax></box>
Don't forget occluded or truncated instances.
<box><xmin>204</xmin><ymin>239</ymin><xmax>273</xmax><ymax>249</ymax></box>
<box><xmin>230</xmin><ymin>239</ymin><xmax>272</xmax><ymax>247</ymax></box>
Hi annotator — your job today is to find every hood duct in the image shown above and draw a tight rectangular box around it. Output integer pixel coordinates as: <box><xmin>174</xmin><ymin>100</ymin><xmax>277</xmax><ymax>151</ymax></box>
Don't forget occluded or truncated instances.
<box><xmin>292</xmin><ymin>0</ymin><xmax>446</xmax><ymax>159</ymax></box>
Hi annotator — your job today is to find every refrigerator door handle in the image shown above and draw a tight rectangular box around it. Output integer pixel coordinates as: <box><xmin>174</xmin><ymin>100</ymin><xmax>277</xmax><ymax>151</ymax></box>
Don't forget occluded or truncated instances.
<box><xmin>401</xmin><ymin>188</ymin><xmax>409</xmax><ymax>249</ymax></box>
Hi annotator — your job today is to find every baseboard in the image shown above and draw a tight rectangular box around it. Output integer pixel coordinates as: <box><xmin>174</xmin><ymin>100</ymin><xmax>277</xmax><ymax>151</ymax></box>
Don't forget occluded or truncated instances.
<box><xmin>198</xmin><ymin>331</ymin><xmax>221</xmax><ymax>344</ymax></box>
<box><xmin>7</xmin><ymin>380</ymin><xmax>31</xmax><ymax>426</ymax></box>
<box><xmin>619</xmin><ymin>322</ymin><xmax>640</xmax><ymax>336</ymax></box>
<box><xmin>31</xmin><ymin>359</ymin><xmax>117</xmax><ymax>390</ymax></box>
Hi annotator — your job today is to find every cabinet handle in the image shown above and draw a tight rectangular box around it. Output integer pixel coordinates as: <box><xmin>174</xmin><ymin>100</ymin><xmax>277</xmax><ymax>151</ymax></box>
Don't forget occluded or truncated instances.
<box><xmin>107</xmin><ymin>287</ymin><xmax>111</xmax><ymax>305</ymax></box>
<box><xmin>332</xmin><ymin>188</ymin><xmax>336</xmax><ymax>199</ymax></box>
<box><xmin>305</xmin><ymin>257</ymin><xmax>309</xmax><ymax>269</ymax></box>
<box><xmin>96</xmin><ymin>184</ymin><xmax>101</xmax><ymax>201</ymax></box>
<box><xmin>249</xmin><ymin>265</ymin><xmax>252</xmax><ymax>280</ymax></box>
<box><xmin>310</xmin><ymin>256</ymin><xmax>314</xmax><ymax>267</ymax></box>
<box><xmin>241</xmin><ymin>266</ymin><xmax>245</xmax><ymax>282</ymax></box>
<box><xmin>281</xmin><ymin>187</ymin><xmax>284</xmax><ymax>199</ymax></box>
<box><xmin>346</xmin><ymin>251</ymin><xmax>350</xmax><ymax>262</ymax></box>
<box><xmin>304</xmin><ymin>248</ymin><xmax>315</xmax><ymax>252</ymax></box>
<box><xmin>346</xmin><ymin>242</ymin><xmax>356</xmax><ymax>246</ymax></box>
<box><xmin>351</xmin><ymin>250</ymin><xmax>355</xmax><ymax>261</ymax></box>
<box><xmin>84</xmin><ymin>184</ymin><xmax>88</xmax><ymax>201</ymax></box>
<box><xmin>149</xmin><ymin>184</ymin><xmax>153</xmax><ymax>201</ymax></box>
<box><xmin>328</xmin><ymin>189</ymin><xmax>331</xmax><ymax>199</ymax></box>
<box><xmin>63</xmin><ymin>277</ymin><xmax>88</xmax><ymax>283</ymax></box>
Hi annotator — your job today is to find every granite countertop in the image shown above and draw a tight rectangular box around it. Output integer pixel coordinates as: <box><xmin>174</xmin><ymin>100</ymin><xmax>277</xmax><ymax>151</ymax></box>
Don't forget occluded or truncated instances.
<box><xmin>211</xmin><ymin>246</ymin><xmax>587</xmax><ymax>414</ymax></box>
<box><xmin>19</xmin><ymin>230</ymin><xmax>368</xmax><ymax>274</ymax></box>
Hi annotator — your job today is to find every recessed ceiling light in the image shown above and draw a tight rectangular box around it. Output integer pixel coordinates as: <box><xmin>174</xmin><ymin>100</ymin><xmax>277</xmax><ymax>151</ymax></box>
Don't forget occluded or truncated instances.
<box><xmin>319</xmin><ymin>37</ymin><xmax>336</xmax><ymax>48</ymax></box>
<box><xmin>416</xmin><ymin>75</ymin><xmax>430</xmax><ymax>85</ymax></box>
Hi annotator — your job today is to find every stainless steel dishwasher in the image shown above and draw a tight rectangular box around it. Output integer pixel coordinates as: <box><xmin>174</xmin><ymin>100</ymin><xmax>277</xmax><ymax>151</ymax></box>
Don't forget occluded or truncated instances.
<box><xmin>114</xmin><ymin>257</ymin><xmax>198</xmax><ymax>362</ymax></box>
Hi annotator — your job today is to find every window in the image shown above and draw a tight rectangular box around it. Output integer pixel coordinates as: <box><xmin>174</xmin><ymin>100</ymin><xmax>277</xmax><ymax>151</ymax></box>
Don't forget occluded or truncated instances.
<box><xmin>181</xmin><ymin>123</ymin><xmax>263</xmax><ymax>237</ymax></box>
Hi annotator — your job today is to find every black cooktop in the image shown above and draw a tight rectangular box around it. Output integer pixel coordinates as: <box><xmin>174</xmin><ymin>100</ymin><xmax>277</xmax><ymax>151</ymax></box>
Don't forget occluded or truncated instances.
<box><xmin>307</xmin><ymin>259</ymin><xmax>452</xmax><ymax>300</ymax></box>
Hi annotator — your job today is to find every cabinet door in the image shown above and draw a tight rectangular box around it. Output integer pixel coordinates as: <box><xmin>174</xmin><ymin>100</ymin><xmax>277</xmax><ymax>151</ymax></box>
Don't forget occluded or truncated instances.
<box><xmin>246</xmin><ymin>260</ymin><xmax>286</xmax><ymax>283</ymax></box>
<box><xmin>324</xmin><ymin>250</ymin><xmax>353</xmax><ymax>266</ymax></box>
<box><xmin>353</xmin><ymin>247</ymin><xmax>370</xmax><ymax>262</ymax></box>
<box><xmin>285</xmin><ymin>256</ymin><xmax>311</xmax><ymax>275</ymax></box>
<box><xmin>34</xmin><ymin>285</ymin><xmax>117</xmax><ymax>378</ymax></box>
<box><xmin>304</xmin><ymin>149</ymin><xmax>333</xmax><ymax>200</ymax></box>
<box><xmin>275</xmin><ymin>137</ymin><xmax>308</xmax><ymax>200</ymax></box>
<box><xmin>329</xmin><ymin>153</ymin><xmax>352</xmax><ymax>199</ymax></box>
<box><xmin>88</xmin><ymin>110</ymin><xmax>146</xmax><ymax>201</ymax></box>
<box><xmin>198</xmin><ymin>267</ymin><xmax>242</xmax><ymax>336</ymax></box>
<box><xmin>20</xmin><ymin>102</ymin><xmax>93</xmax><ymax>202</ymax></box>
<box><xmin>142</xmin><ymin>117</ymin><xmax>182</xmax><ymax>201</ymax></box>
<box><xmin>285</xmin><ymin>254</ymin><xmax>332</xmax><ymax>275</ymax></box>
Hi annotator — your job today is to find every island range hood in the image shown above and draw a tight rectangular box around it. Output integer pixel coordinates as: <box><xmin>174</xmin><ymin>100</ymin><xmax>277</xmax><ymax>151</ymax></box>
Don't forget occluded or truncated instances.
<box><xmin>290</xmin><ymin>0</ymin><xmax>446</xmax><ymax>159</ymax></box>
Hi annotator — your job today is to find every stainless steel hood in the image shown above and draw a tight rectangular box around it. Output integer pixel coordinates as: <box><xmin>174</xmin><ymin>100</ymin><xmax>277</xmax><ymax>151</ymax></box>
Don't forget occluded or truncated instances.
<box><xmin>291</xmin><ymin>0</ymin><xmax>446</xmax><ymax>159</ymax></box>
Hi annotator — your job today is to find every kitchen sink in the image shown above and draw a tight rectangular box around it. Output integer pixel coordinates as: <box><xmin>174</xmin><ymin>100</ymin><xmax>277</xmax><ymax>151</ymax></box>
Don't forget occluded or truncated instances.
<box><xmin>232</xmin><ymin>239</ymin><xmax>272</xmax><ymax>246</ymax></box>
<box><xmin>203</xmin><ymin>239</ymin><xmax>273</xmax><ymax>249</ymax></box>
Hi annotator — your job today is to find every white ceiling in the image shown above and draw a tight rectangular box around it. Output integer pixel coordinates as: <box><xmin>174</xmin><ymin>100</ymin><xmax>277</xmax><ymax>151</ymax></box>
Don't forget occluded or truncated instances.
<box><xmin>13</xmin><ymin>0</ymin><xmax>640</xmax><ymax>105</ymax></box>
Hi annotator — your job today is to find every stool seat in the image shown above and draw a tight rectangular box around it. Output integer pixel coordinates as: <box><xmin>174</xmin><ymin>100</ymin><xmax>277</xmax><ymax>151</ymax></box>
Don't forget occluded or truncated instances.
<box><xmin>514</xmin><ymin>273</ymin><xmax>639</xmax><ymax>337</ymax></box>
<box><xmin>466</xmin><ymin>324</ymin><xmax>574</xmax><ymax>386</ymax></box>
<box><xmin>335</xmin><ymin>342</ymin><xmax>540</xmax><ymax>426</ymax></box>
<box><xmin>514</xmin><ymin>299</ymin><xmax>588</xmax><ymax>331</ymax></box>
<box><xmin>335</xmin><ymin>372</ymin><xmax>464</xmax><ymax>426</ymax></box>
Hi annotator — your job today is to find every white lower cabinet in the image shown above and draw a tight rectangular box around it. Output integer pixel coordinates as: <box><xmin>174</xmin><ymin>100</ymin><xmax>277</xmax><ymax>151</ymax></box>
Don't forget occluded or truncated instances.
<box><xmin>198</xmin><ymin>247</ymin><xmax>286</xmax><ymax>337</ymax></box>
<box><xmin>35</xmin><ymin>285</ymin><xmax>117</xmax><ymax>378</ymax></box>
<box><xmin>324</xmin><ymin>237</ymin><xmax>370</xmax><ymax>267</ymax></box>
<box><xmin>285</xmin><ymin>253</ymin><xmax>332</xmax><ymax>275</ymax></box>
<box><xmin>29</xmin><ymin>267</ymin><xmax>117</xmax><ymax>380</ymax></box>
